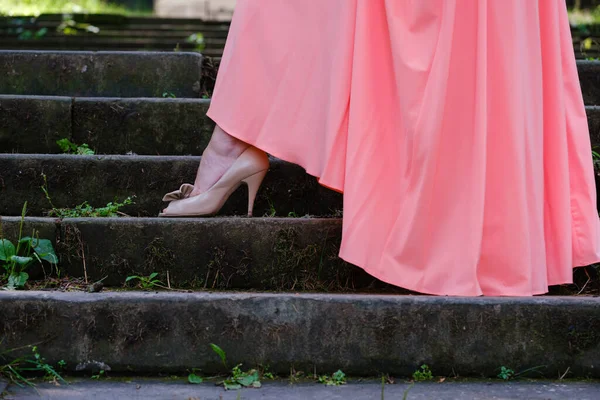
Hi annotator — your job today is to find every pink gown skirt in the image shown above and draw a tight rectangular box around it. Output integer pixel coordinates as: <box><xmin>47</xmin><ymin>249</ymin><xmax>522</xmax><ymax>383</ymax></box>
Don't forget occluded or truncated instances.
<box><xmin>207</xmin><ymin>0</ymin><xmax>600</xmax><ymax>296</ymax></box>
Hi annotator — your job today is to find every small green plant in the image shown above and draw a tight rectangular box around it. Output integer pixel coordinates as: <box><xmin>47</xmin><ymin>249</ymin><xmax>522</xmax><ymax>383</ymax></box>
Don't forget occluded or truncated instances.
<box><xmin>17</xmin><ymin>27</ymin><xmax>47</xmax><ymax>40</ymax></box>
<box><xmin>186</xmin><ymin>33</ymin><xmax>205</xmax><ymax>52</ymax></box>
<box><xmin>0</xmin><ymin>346</ymin><xmax>66</xmax><ymax>387</ymax></box>
<box><xmin>162</xmin><ymin>92</ymin><xmax>176</xmax><ymax>98</ymax></box>
<box><xmin>497</xmin><ymin>366</ymin><xmax>515</xmax><ymax>380</ymax></box>
<box><xmin>91</xmin><ymin>369</ymin><xmax>105</xmax><ymax>379</ymax></box>
<box><xmin>593</xmin><ymin>149</ymin><xmax>600</xmax><ymax>171</ymax></box>
<box><xmin>496</xmin><ymin>365</ymin><xmax>546</xmax><ymax>380</ymax></box>
<box><xmin>265</xmin><ymin>200</ymin><xmax>276</xmax><ymax>217</ymax></box>
<box><xmin>261</xmin><ymin>365</ymin><xmax>275</xmax><ymax>380</ymax></box>
<box><xmin>210</xmin><ymin>344</ymin><xmax>261</xmax><ymax>390</ymax></box>
<box><xmin>188</xmin><ymin>368</ymin><xmax>203</xmax><ymax>384</ymax></box>
<box><xmin>412</xmin><ymin>365</ymin><xmax>433</xmax><ymax>381</ymax></box>
<box><xmin>42</xmin><ymin>174</ymin><xmax>134</xmax><ymax>218</ymax></box>
<box><xmin>57</xmin><ymin>138</ymin><xmax>95</xmax><ymax>155</ymax></box>
<box><xmin>125</xmin><ymin>272</ymin><xmax>164</xmax><ymax>289</ymax></box>
<box><xmin>318</xmin><ymin>369</ymin><xmax>346</xmax><ymax>386</ymax></box>
<box><xmin>211</xmin><ymin>343</ymin><xmax>227</xmax><ymax>368</ymax></box>
<box><xmin>1</xmin><ymin>203</ymin><xmax>58</xmax><ymax>289</ymax></box>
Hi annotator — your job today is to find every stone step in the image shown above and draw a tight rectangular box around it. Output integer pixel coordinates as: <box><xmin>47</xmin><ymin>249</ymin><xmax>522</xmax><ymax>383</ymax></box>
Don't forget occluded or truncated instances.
<box><xmin>0</xmin><ymin>96</ymin><xmax>214</xmax><ymax>155</ymax></box>
<box><xmin>0</xmin><ymin>36</ymin><xmax>226</xmax><ymax>47</ymax></box>
<box><xmin>5</xmin><ymin>380</ymin><xmax>600</xmax><ymax>400</ymax></box>
<box><xmin>2</xmin><ymin>52</ymin><xmax>598</xmax><ymax>103</ymax></box>
<box><xmin>0</xmin><ymin>41</ymin><xmax>223</xmax><ymax>56</ymax></box>
<box><xmin>0</xmin><ymin>291</ymin><xmax>598</xmax><ymax>378</ymax></box>
<box><xmin>0</xmin><ymin>14</ymin><xmax>232</xmax><ymax>27</ymax></box>
<box><xmin>0</xmin><ymin>28</ymin><xmax>229</xmax><ymax>39</ymax></box>
<box><xmin>0</xmin><ymin>51</ymin><xmax>203</xmax><ymax>98</ymax></box>
<box><xmin>0</xmin><ymin>217</ymin><xmax>377</xmax><ymax>291</ymax></box>
<box><xmin>2</xmin><ymin>96</ymin><xmax>600</xmax><ymax>156</ymax></box>
<box><xmin>0</xmin><ymin>155</ymin><xmax>343</xmax><ymax>217</ymax></box>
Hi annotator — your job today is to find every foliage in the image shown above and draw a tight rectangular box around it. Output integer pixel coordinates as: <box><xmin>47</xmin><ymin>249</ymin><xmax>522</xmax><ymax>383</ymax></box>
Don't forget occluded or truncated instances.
<box><xmin>57</xmin><ymin>138</ymin><xmax>95</xmax><ymax>155</ymax></box>
<box><xmin>207</xmin><ymin>344</ymin><xmax>262</xmax><ymax>390</ymax></box>
<box><xmin>186</xmin><ymin>33</ymin><xmax>206</xmax><ymax>52</ymax></box>
<box><xmin>0</xmin><ymin>346</ymin><xmax>66</xmax><ymax>387</ymax></box>
<box><xmin>412</xmin><ymin>365</ymin><xmax>433</xmax><ymax>381</ymax></box>
<box><xmin>497</xmin><ymin>366</ymin><xmax>515</xmax><ymax>380</ymax></box>
<box><xmin>0</xmin><ymin>0</ymin><xmax>150</xmax><ymax>16</ymax></box>
<box><xmin>125</xmin><ymin>272</ymin><xmax>163</xmax><ymax>289</ymax></box>
<box><xmin>162</xmin><ymin>92</ymin><xmax>176</xmax><ymax>98</ymax></box>
<box><xmin>0</xmin><ymin>203</ymin><xmax>58</xmax><ymax>290</ymax></box>
<box><xmin>318</xmin><ymin>369</ymin><xmax>346</xmax><ymax>386</ymax></box>
<box><xmin>41</xmin><ymin>173</ymin><xmax>134</xmax><ymax>218</ymax></box>
<box><xmin>57</xmin><ymin>16</ymin><xmax>100</xmax><ymax>35</ymax></box>
<box><xmin>187</xmin><ymin>370</ymin><xmax>203</xmax><ymax>384</ymax></box>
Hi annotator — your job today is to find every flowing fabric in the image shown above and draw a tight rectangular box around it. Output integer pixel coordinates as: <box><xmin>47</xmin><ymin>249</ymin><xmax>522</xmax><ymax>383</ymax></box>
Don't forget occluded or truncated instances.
<box><xmin>207</xmin><ymin>0</ymin><xmax>600</xmax><ymax>296</ymax></box>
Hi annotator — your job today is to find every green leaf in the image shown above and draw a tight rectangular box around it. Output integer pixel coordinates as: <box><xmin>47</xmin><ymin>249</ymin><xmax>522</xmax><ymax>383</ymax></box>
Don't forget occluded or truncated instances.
<box><xmin>149</xmin><ymin>272</ymin><xmax>158</xmax><ymax>279</ymax></box>
<box><xmin>251</xmin><ymin>380</ymin><xmax>262</xmax><ymax>388</ymax></box>
<box><xmin>10</xmin><ymin>255</ymin><xmax>33</xmax><ymax>265</ymax></box>
<box><xmin>0</xmin><ymin>239</ymin><xmax>16</xmax><ymax>261</ymax></box>
<box><xmin>223</xmin><ymin>380</ymin><xmax>241</xmax><ymax>391</ymax></box>
<box><xmin>8</xmin><ymin>272</ymin><xmax>28</xmax><ymax>288</ymax></box>
<box><xmin>210</xmin><ymin>343</ymin><xmax>227</xmax><ymax>366</ymax></box>
<box><xmin>125</xmin><ymin>276</ymin><xmax>139</xmax><ymax>282</ymax></box>
<box><xmin>187</xmin><ymin>374</ymin><xmax>203</xmax><ymax>384</ymax></box>
<box><xmin>237</xmin><ymin>371</ymin><xmax>259</xmax><ymax>387</ymax></box>
<box><xmin>21</xmin><ymin>238</ymin><xmax>58</xmax><ymax>264</ymax></box>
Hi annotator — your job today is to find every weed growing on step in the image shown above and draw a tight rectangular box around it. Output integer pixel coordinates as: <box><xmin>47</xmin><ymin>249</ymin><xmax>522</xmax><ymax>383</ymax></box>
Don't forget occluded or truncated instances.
<box><xmin>265</xmin><ymin>199</ymin><xmax>277</xmax><ymax>217</ymax></box>
<box><xmin>593</xmin><ymin>149</ymin><xmax>600</xmax><ymax>172</ymax></box>
<box><xmin>187</xmin><ymin>369</ymin><xmax>203</xmax><ymax>384</ymax></box>
<box><xmin>497</xmin><ymin>366</ymin><xmax>515</xmax><ymax>380</ymax></box>
<box><xmin>496</xmin><ymin>365</ymin><xmax>546</xmax><ymax>380</ymax></box>
<box><xmin>0</xmin><ymin>346</ymin><xmax>66</xmax><ymax>387</ymax></box>
<box><xmin>0</xmin><ymin>203</ymin><xmax>58</xmax><ymax>290</ymax></box>
<box><xmin>91</xmin><ymin>369</ymin><xmax>105</xmax><ymax>380</ymax></box>
<box><xmin>318</xmin><ymin>370</ymin><xmax>346</xmax><ymax>386</ymax></box>
<box><xmin>186</xmin><ymin>33</ymin><xmax>206</xmax><ymax>52</ymax></box>
<box><xmin>412</xmin><ymin>365</ymin><xmax>433</xmax><ymax>381</ymax></box>
<box><xmin>209</xmin><ymin>344</ymin><xmax>262</xmax><ymax>390</ymax></box>
<box><xmin>15</xmin><ymin>27</ymin><xmax>47</xmax><ymax>40</ymax></box>
<box><xmin>41</xmin><ymin>173</ymin><xmax>134</xmax><ymax>218</ymax></box>
<box><xmin>125</xmin><ymin>272</ymin><xmax>164</xmax><ymax>290</ymax></box>
<box><xmin>162</xmin><ymin>92</ymin><xmax>176</xmax><ymax>98</ymax></box>
<box><xmin>57</xmin><ymin>15</ymin><xmax>100</xmax><ymax>36</ymax></box>
<box><xmin>57</xmin><ymin>138</ymin><xmax>95</xmax><ymax>155</ymax></box>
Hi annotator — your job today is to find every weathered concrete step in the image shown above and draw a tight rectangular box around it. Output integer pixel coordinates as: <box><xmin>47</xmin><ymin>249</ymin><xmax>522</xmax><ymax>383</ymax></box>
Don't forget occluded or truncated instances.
<box><xmin>3</xmin><ymin>97</ymin><xmax>600</xmax><ymax>156</ymax></box>
<box><xmin>0</xmin><ymin>217</ymin><xmax>379</xmax><ymax>291</ymax></box>
<box><xmin>0</xmin><ymin>37</ymin><xmax>226</xmax><ymax>47</ymax></box>
<box><xmin>5</xmin><ymin>380</ymin><xmax>600</xmax><ymax>400</ymax></box>
<box><xmin>0</xmin><ymin>291</ymin><xmax>599</xmax><ymax>378</ymax></box>
<box><xmin>0</xmin><ymin>155</ymin><xmax>343</xmax><ymax>217</ymax></box>
<box><xmin>0</xmin><ymin>96</ymin><xmax>214</xmax><ymax>155</ymax></box>
<box><xmin>0</xmin><ymin>29</ymin><xmax>229</xmax><ymax>39</ymax></box>
<box><xmin>0</xmin><ymin>14</ymin><xmax>232</xmax><ymax>27</ymax></box>
<box><xmin>0</xmin><ymin>40</ymin><xmax>223</xmax><ymax>55</ymax></box>
<box><xmin>0</xmin><ymin>51</ymin><xmax>203</xmax><ymax>98</ymax></box>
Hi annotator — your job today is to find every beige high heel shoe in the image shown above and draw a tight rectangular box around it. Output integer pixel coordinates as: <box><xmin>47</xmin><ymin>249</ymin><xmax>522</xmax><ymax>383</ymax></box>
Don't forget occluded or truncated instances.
<box><xmin>159</xmin><ymin>146</ymin><xmax>269</xmax><ymax>217</ymax></box>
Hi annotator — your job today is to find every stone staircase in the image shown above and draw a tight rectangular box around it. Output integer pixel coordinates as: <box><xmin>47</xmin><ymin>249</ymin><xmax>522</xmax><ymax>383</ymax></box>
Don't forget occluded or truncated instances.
<box><xmin>0</xmin><ymin>14</ymin><xmax>228</xmax><ymax>56</ymax></box>
<box><xmin>1</xmin><ymin>49</ymin><xmax>600</xmax><ymax>385</ymax></box>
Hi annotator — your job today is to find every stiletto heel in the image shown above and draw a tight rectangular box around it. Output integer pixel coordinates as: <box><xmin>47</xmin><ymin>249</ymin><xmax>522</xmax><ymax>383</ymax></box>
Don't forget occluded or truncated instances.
<box><xmin>159</xmin><ymin>146</ymin><xmax>269</xmax><ymax>217</ymax></box>
<box><xmin>243</xmin><ymin>169</ymin><xmax>268</xmax><ymax>217</ymax></box>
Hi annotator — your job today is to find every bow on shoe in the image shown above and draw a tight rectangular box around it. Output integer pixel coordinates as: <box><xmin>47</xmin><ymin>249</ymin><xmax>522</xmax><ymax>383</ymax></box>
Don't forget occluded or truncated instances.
<box><xmin>162</xmin><ymin>183</ymin><xmax>195</xmax><ymax>202</ymax></box>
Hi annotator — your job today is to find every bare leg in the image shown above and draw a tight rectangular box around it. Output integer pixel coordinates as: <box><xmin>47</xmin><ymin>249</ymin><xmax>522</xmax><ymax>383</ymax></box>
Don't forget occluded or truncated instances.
<box><xmin>191</xmin><ymin>125</ymin><xmax>249</xmax><ymax>196</ymax></box>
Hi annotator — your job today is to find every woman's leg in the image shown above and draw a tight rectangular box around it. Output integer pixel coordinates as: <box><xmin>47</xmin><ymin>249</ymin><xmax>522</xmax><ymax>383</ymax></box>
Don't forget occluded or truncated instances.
<box><xmin>190</xmin><ymin>125</ymin><xmax>249</xmax><ymax>197</ymax></box>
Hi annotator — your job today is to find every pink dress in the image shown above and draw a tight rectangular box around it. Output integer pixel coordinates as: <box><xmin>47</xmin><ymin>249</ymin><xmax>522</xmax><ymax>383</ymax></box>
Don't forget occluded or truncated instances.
<box><xmin>207</xmin><ymin>0</ymin><xmax>600</xmax><ymax>296</ymax></box>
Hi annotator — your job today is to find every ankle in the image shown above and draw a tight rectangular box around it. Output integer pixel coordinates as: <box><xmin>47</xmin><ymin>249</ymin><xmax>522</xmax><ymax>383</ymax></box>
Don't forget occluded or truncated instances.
<box><xmin>205</xmin><ymin>127</ymin><xmax>249</xmax><ymax>158</ymax></box>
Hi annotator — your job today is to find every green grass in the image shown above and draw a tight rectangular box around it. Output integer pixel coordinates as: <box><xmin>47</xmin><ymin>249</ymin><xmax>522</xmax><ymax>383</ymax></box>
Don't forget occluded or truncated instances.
<box><xmin>0</xmin><ymin>0</ymin><xmax>151</xmax><ymax>17</ymax></box>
